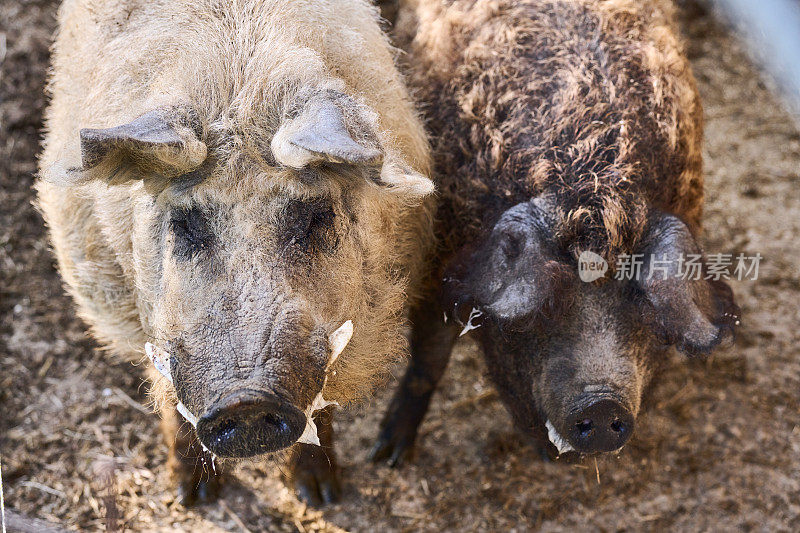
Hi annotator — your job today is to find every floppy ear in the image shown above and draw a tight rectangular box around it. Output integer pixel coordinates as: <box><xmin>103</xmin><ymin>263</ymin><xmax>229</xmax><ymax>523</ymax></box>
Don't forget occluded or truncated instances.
<box><xmin>271</xmin><ymin>88</ymin><xmax>434</xmax><ymax>197</ymax></box>
<box><xmin>638</xmin><ymin>213</ymin><xmax>740</xmax><ymax>356</ymax></box>
<box><xmin>441</xmin><ymin>198</ymin><xmax>570</xmax><ymax>330</ymax></box>
<box><xmin>74</xmin><ymin>107</ymin><xmax>207</xmax><ymax>184</ymax></box>
<box><xmin>377</xmin><ymin>155</ymin><xmax>436</xmax><ymax>197</ymax></box>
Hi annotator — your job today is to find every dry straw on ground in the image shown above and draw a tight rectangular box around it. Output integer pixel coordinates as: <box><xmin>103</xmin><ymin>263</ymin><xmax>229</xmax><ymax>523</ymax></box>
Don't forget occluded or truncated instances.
<box><xmin>1</xmin><ymin>0</ymin><xmax>799</xmax><ymax>531</ymax></box>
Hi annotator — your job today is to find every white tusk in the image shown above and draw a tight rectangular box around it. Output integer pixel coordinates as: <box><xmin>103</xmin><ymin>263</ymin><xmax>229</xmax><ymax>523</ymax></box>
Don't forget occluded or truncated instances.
<box><xmin>176</xmin><ymin>401</ymin><xmax>199</xmax><ymax>428</ymax></box>
<box><xmin>145</xmin><ymin>342</ymin><xmax>172</xmax><ymax>384</ymax></box>
<box><xmin>296</xmin><ymin>418</ymin><xmax>321</xmax><ymax>446</ymax></box>
<box><xmin>296</xmin><ymin>323</ymin><xmax>351</xmax><ymax>446</ymax></box>
<box><xmin>459</xmin><ymin>308</ymin><xmax>483</xmax><ymax>337</ymax></box>
<box><xmin>296</xmin><ymin>391</ymin><xmax>338</xmax><ymax>446</ymax></box>
<box><xmin>327</xmin><ymin>320</ymin><xmax>353</xmax><ymax>369</ymax></box>
<box><xmin>546</xmin><ymin>419</ymin><xmax>575</xmax><ymax>455</ymax></box>
<box><xmin>144</xmin><ymin>343</ymin><xmax>199</xmax><ymax>428</ymax></box>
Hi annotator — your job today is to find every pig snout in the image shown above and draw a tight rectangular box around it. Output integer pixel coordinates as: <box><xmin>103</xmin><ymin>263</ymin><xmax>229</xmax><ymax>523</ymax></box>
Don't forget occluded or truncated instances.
<box><xmin>565</xmin><ymin>394</ymin><xmax>634</xmax><ymax>454</ymax></box>
<box><xmin>196</xmin><ymin>389</ymin><xmax>307</xmax><ymax>457</ymax></box>
<box><xmin>147</xmin><ymin>319</ymin><xmax>354</xmax><ymax>457</ymax></box>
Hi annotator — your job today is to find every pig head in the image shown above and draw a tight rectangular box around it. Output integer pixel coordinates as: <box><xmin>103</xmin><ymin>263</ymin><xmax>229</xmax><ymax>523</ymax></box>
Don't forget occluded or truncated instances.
<box><xmin>442</xmin><ymin>198</ymin><xmax>739</xmax><ymax>456</ymax></box>
<box><xmin>63</xmin><ymin>86</ymin><xmax>433</xmax><ymax>458</ymax></box>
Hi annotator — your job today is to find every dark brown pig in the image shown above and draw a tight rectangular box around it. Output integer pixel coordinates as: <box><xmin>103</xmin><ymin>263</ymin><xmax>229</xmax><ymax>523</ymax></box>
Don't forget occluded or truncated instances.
<box><xmin>37</xmin><ymin>0</ymin><xmax>435</xmax><ymax>506</ymax></box>
<box><xmin>371</xmin><ymin>0</ymin><xmax>739</xmax><ymax>464</ymax></box>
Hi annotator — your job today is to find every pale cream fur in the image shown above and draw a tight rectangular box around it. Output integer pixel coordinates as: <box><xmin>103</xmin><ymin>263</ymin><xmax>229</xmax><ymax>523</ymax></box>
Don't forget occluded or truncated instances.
<box><xmin>37</xmin><ymin>0</ymin><xmax>434</xmax><ymax>405</ymax></box>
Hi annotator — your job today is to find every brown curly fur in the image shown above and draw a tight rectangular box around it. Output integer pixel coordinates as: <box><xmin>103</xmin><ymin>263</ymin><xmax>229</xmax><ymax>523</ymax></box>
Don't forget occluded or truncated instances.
<box><xmin>397</xmin><ymin>0</ymin><xmax>704</xmax><ymax>265</ymax></box>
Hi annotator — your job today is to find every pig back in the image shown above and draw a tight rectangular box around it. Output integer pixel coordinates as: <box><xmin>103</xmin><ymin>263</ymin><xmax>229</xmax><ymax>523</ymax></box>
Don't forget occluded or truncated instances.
<box><xmin>401</xmin><ymin>0</ymin><xmax>703</xmax><ymax>262</ymax></box>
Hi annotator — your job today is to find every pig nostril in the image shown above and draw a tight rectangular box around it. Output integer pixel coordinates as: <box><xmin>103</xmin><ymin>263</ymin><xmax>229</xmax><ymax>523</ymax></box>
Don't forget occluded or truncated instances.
<box><xmin>217</xmin><ymin>419</ymin><xmax>238</xmax><ymax>441</ymax></box>
<box><xmin>610</xmin><ymin>418</ymin><xmax>624</xmax><ymax>433</ymax></box>
<box><xmin>262</xmin><ymin>414</ymin><xmax>286</xmax><ymax>432</ymax></box>
<box><xmin>576</xmin><ymin>419</ymin><xmax>593</xmax><ymax>436</ymax></box>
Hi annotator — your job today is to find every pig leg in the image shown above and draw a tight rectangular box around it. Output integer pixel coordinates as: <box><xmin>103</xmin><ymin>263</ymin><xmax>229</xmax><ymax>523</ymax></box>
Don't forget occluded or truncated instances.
<box><xmin>369</xmin><ymin>298</ymin><xmax>459</xmax><ymax>466</ymax></box>
<box><xmin>287</xmin><ymin>405</ymin><xmax>340</xmax><ymax>506</ymax></box>
<box><xmin>161</xmin><ymin>405</ymin><xmax>222</xmax><ymax>506</ymax></box>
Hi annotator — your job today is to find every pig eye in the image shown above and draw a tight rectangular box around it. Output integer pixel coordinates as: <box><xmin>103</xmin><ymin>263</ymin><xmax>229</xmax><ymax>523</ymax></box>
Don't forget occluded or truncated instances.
<box><xmin>499</xmin><ymin>231</ymin><xmax>524</xmax><ymax>261</ymax></box>
<box><xmin>170</xmin><ymin>207</ymin><xmax>213</xmax><ymax>259</ymax></box>
<box><xmin>283</xmin><ymin>198</ymin><xmax>338</xmax><ymax>255</ymax></box>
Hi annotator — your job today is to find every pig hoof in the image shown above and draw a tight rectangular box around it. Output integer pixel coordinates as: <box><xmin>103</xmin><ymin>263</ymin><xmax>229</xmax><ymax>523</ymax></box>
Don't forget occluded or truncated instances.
<box><xmin>289</xmin><ymin>443</ymin><xmax>341</xmax><ymax>507</ymax></box>
<box><xmin>294</xmin><ymin>472</ymin><xmax>341</xmax><ymax>507</ymax></box>
<box><xmin>176</xmin><ymin>475</ymin><xmax>222</xmax><ymax>507</ymax></box>
<box><xmin>368</xmin><ymin>431</ymin><xmax>415</xmax><ymax>467</ymax></box>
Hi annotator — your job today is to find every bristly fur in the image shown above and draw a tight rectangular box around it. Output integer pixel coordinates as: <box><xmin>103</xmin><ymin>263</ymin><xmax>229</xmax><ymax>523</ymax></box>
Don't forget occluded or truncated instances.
<box><xmin>397</xmin><ymin>0</ymin><xmax>703</xmax><ymax>265</ymax></box>
<box><xmin>37</xmin><ymin>0</ymin><xmax>433</xmax><ymax>408</ymax></box>
<box><xmin>384</xmin><ymin>0</ymin><xmax>737</xmax><ymax>462</ymax></box>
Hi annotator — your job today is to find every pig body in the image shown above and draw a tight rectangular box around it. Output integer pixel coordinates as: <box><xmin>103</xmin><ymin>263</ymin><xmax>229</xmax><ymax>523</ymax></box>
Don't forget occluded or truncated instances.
<box><xmin>38</xmin><ymin>0</ymin><xmax>434</xmax><ymax>505</ymax></box>
<box><xmin>371</xmin><ymin>0</ymin><xmax>738</xmax><ymax>464</ymax></box>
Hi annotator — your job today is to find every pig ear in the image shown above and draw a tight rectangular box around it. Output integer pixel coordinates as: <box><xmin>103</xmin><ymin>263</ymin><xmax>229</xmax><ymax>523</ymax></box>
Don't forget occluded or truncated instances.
<box><xmin>638</xmin><ymin>214</ymin><xmax>740</xmax><ymax>356</ymax></box>
<box><xmin>441</xmin><ymin>199</ymin><xmax>568</xmax><ymax>328</ymax></box>
<box><xmin>77</xmin><ymin>108</ymin><xmax>207</xmax><ymax>182</ymax></box>
<box><xmin>271</xmin><ymin>90</ymin><xmax>434</xmax><ymax>197</ymax></box>
<box><xmin>377</xmin><ymin>155</ymin><xmax>435</xmax><ymax>197</ymax></box>
<box><xmin>271</xmin><ymin>92</ymin><xmax>383</xmax><ymax>167</ymax></box>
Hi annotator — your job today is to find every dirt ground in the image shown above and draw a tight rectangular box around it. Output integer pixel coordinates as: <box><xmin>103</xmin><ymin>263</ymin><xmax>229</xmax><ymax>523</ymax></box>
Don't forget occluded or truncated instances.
<box><xmin>1</xmin><ymin>1</ymin><xmax>799</xmax><ymax>531</ymax></box>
